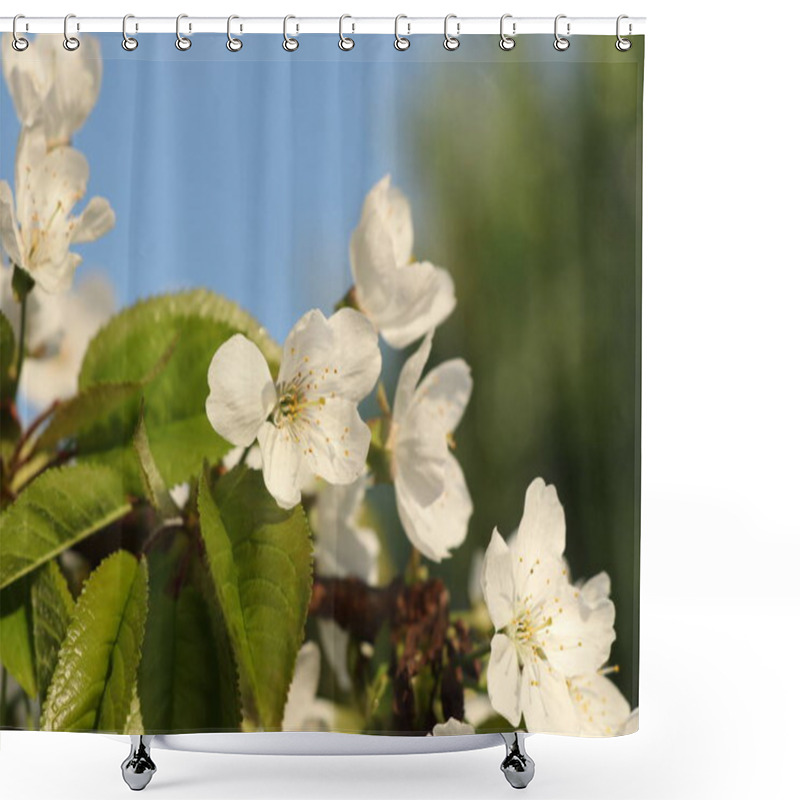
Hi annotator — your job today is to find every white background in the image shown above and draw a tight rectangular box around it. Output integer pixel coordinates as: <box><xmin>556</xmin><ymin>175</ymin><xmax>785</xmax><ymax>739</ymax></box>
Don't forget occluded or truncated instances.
<box><xmin>2</xmin><ymin>1</ymin><xmax>799</xmax><ymax>798</ymax></box>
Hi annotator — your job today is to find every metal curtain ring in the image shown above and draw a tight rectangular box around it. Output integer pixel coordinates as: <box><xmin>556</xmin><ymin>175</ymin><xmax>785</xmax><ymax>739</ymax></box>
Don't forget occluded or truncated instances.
<box><xmin>553</xmin><ymin>14</ymin><xmax>570</xmax><ymax>51</ymax></box>
<box><xmin>176</xmin><ymin>14</ymin><xmax>192</xmax><ymax>51</ymax></box>
<box><xmin>283</xmin><ymin>15</ymin><xmax>299</xmax><ymax>51</ymax></box>
<box><xmin>443</xmin><ymin>14</ymin><xmax>460</xmax><ymax>51</ymax></box>
<box><xmin>122</xmin><ymin>14</ymin><xmax>138</xmax><ymax>51</ymax></box>
<box><xmin>616</xmin><ymin>14</ymin><xmax>632</xmax><ymax>51</ymax></box>
<box><xmin>227</xmin><ymin>15</ymin><xmax>243</xmax><ymax>51</ymax></box>
<box><xmin>499</xmin><ymin>14</ymin><xmax>515</xmax><ymax>51</ymax></box>
<box><xmin>394</xmin><ymin>15</ymin><xmax>410</xmax><ymax>50</ymax></box>
<box><xmin>63</xmin><ymin>13</ymin><xmax>80</xmax><ymax>51</ymax></box>
<box><xmin>339</xmin><ymin>14</ymin><xmax>355</xmax><ymax>50</ymax></box>
<box><xmin>11</xmin><ymin>15</ymin><xmax>29</xmax><ymax>52</ymax></box>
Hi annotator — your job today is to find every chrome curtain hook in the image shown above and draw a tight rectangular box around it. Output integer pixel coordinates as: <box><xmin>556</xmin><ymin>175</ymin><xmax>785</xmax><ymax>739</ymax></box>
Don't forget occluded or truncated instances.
<box><xmin>499</xmin><ymin>14</ymin><xmax>515</xmax><ymax>51</ymax></box>
<box><xmin>553</xmin><ymin>14</ymin><xmax>570</xmax><ymax>51</ymax></box>
<box><xmin>339</xmin><ymin>14</ymin><xmax>355</xmax><ymax>51</ymax></box>
<box><xmin>11</xmin><ymin>15</ymin><xmax>29</xmax><ymax>52</ymax></box>
<box><xmin>394</xmin><ymin>14</ymin><xmax>410</xmax><ymax>51</ymax></box>
<box><xmin>283</xmin><ymin>15</ymin><xmax>299</xmax><ymax>51</ymax></box>
<box><xmin>63</xmin><ymin>13</ymin><xmax>80</xmax><ymax>51</ymax></box>
<box><xmin>122</xmin><ymin>14</ymin><xmax>139</xmax><ymax>51</ymax></box>
<box><xmin>176</xmin><ymin>14</ymin><xmax>192</xmax><ymax>51</ymax></box>
<box><xmin>443</xmin><ymin>14</ymin><xmax>460</xmax><ymax>51</ymax></box>
<box><xmin>227</xmin><ymin>15</ymin><xmax>243</xmax><ymax>51</ymax></box>
<box><xmin>615</xmin><ymin>14</ymin><xmax>632</xmax><ymax>51</ymax></box>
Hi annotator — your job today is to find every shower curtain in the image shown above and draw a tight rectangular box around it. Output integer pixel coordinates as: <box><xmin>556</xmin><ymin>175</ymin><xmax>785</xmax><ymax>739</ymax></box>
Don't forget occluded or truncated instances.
<box><xmin>0</xmin><ymin>31</ymin><xmax>642</xmax><ymax>739</ymax></box>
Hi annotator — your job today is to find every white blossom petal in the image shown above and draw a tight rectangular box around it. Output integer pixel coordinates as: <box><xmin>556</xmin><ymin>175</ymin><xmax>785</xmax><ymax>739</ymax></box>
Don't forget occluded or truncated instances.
<box><xmin>373</xmin><ymin>262</ymin><xmax>456</xmax><ymax>349</ymax></box>
<box><xmin>0</xmin><ymin>181</ymin><xmax>23</xmax><ymax>266</ymax></box>
<box><xmin>19</xmin><ymin>271</ymin><xmax>115</xmax><ymax>407</ymax></box>
<box><xmin>71</xmin><ymin>196</ymin><xmax>115</xmax><ymax>244</ymax></box>
<box><xmin>410</xmin><ymin>357</ymin><xmax>472</xmax><ymax>435</ymax></box>
<box><xmin>257</xmin><ymin>422</ymin><xmax>306</xmax><ymax>509</ymax></box>
<box><xmin>516</xmin><ymin>478</ymin><xmax>567</xmax><ymax>562</ymax></box>
<box><xmin>206</xmin><ymin>334</ymin><xmax>276</xmax><ymax>447</ymax></box>
<box><xmin>279</xmin><ymin>308</ymin><xmax>380</xmax><ymax>403</ymax></box>
<box><xmin>2</xmin><ymin>33</ymin><xmax>102</xmax><ymax>146</ymax></box>
<box><xmin>349</xmin><ymin>177</ymin><xmax>455</xmax><ymax>348</ymax></box>
<box><xmin>569</xmin><ymin>672</ymin><xmax>631</xmax><ymax>737</ymax></box>
<box><xmin>282</xmin><ymin>642</ymin><xmax>335</xmax><ymax>732</ymax></box>
<box><xmin>520</xmin><ymin>660</ymin><xmax>579</xmax><ymax>735</ymax></box>
<box><xmin>396</xmin><ymin>452</ymin><xmax>471</xmax><ymax>562</ymax></box>
<box><xmin>620</xmin><ymin>708</ymin><xmax>639</xmax><ymax>735</ymax></box>
<box><xmin>481</xmin><ymin>529</ymin><xmax>515</xmax><ymax>630</ymax></box>
<box><xmin>431</xmin><ymin>718</ymin><xmax>475</xmax><ymax>736</ymax></box>
<box><xmin>302</xmin><ymin>396</ymin><xmax>372</xmax><ymax>487</ymax></box>
<box><xmin>393</xmin><ymin>332</ymin><xmax>433</xmax><ymax>424</ymax></box>
<box><xmin>487</xmin><ymin>633</ymin><xmax>522</xmax><ymax>728</ymax></box>
<box><xmin>314</xmin><ymin>475</ymin><xmax>379</xmax><ymax>583</ymax></box>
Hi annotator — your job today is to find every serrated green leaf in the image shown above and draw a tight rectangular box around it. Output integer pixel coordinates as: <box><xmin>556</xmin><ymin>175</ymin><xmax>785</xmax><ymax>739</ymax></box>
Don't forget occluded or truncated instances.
<box><xmin>75</xmin><ymin>289</ymin><xmax>281</xmax><ymax>494</ymax></box>
<box><xmin>198</xmin><ymin>467</ymin><xmax>312</xmax><ymax>730</ymax></box>
<box><xmin>133</xmin><ymin>406</ymin><xmax>179</xmax><ymax>518</ymax></box>
<box><xmin>124</xmin><ymin>684</ymin><xmax>144</xmax><ymax>735</ymax></box>
<box><xmin>0</xmin><ymin>463</ymin><xmax>132</xmax><ymax>590</ymax></box>
<box><xmin>0</xmin><ymin>575</ymin><xmax>37</xmax><ymax>697</ymax></box>
<box><xmin>139</xmin><ymin>532</ymin><xmax>240</xmax><ymax>732</ymax></box>
<box><xmin>31</xmin><ymin>560</ymin><xmax>74</xmax><ymax>705</ymax></box>
<box><xmin>34</xmin><ymin>337</ymin><xmax>176</xmax><ymax>453</ymax></box>
<box><xmin>41</xmin><ymin>551</ymin><xmax>148</xmax><ymax>732</ymax></box>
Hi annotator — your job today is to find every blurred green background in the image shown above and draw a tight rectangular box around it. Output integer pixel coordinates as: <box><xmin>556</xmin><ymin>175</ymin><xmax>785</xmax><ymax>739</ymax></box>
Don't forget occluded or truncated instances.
<box><xmin>377</xmin><ymin>37</ymin><xmax>643</xmax><ymax>709</ymax></box>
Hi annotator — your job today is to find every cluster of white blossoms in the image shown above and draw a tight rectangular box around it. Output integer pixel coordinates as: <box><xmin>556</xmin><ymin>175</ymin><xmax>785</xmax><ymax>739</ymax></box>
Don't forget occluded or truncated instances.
<box><xmin>0</xmin><ymin>34</ymin><xmax>115</xmax><ymax>407</ymax></box>
<box><xmin>207</xmin><ymin>177</ymin><xmax>474</xmax><ymax>562</ymax></box>
<box><xmin>481</xmin><ymin>478</ymin><xmax>637</xmax><ymax>736</ymax></box>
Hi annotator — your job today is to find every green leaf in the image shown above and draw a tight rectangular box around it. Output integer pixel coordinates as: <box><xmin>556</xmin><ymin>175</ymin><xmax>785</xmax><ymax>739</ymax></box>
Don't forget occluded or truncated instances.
<box><xmin>138</xmin><ymin>532</ymin><xmax>241</xmax><ymax>732</ymax></box>
<box><xmin>133</xmin><ymin>405</ymin><xmax>179</xmax><ymax>518</ymax></box>
<box><xmin>0</xmin><ymin>575</ymin><xmax>37</xmax><ymax>698</ymax></box>
<box><xmin>0</xmin><ymin>463</ymin><xmax>132</xmax><ymax>590</ymax></box>
<box><xmin>31</xmin><ymin>560</ymin><xmax>74</xmax><ymax>705</ymax></box>
<box><xmin>198</xmin><ymin>467</ymin><xmax>312</xmax><ymax>730</ymax></box>
<box><xmin>41</xmin><ymin>551</ymin><xmax>148</xmax><ymax>732</ymax></box>
<box><xmin>75</xmin><ymin>289</ymin><xmax>281</xmax><ymax>494</ymax></box>
<box><xmin>34</xmin><ymin>337</ymin><xmax>176</xmax><ymax>453</ymax></box>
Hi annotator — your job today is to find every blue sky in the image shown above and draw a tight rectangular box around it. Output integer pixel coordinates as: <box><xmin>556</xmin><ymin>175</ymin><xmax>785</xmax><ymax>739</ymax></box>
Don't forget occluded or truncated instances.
<box><xmin>1</xmin><ymin>34</ymin><xmax>439</xmax><ymax>341</ymax></box>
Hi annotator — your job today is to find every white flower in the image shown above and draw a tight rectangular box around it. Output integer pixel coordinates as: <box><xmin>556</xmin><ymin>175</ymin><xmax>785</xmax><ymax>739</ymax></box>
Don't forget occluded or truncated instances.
<box><xmin>481</xmin><ymin>478</ymin><xmax>616</xmax><ymax>734</ymax></box>
<box><xmin>619</xmin><ymin>707</ymin><xmax>639</xmax><ymax>735</ymax></box>
<box><xmin>430</xmin><ymin>717</ymin><xmax>476</xmax><ymax>736</ymax></box>
<box><xmin>0</xmin><ymin>126</ymin><xmax>115</xmax><ymax>293</ymax></box>
<box><xmin>568</xmin><ymin>670</ymin><xmax>632</xmax><ymax>737</ymax></box>
<box><xmin>313</xmin><ymin>474</ymin><xmax>380</xmax><ymax>691</ymax></box>
<box><xmin>1</xmin><ymin>267</ymin><xmax>114</xmax><ymax>407</ymax></box>
<box><xmin>388</xmin><ymin>332</ymin><xmax>472</xmax><ymax>562</ymax></box>
<box><xmin>350</xmin><ymin>175</ymin><xmax>456</xmax><ymax>348</ymax></box>
<box><xmin>2</xmin><ymin>33</ymin><xmax>102</xmax><ymax>147</ymax></box>
<box><xmin>206</xmin><ymin>308</ymin><xmax>381</xmax><ymax>509</ymax></box>
<box><xmin>282</xmin><ymin>642</ymin><xmax>335</xmax><ymax>732</ymax></box>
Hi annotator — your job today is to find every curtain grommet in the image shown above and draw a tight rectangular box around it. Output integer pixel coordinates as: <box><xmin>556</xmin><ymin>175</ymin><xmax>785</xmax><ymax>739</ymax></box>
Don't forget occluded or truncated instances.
<box><xmin>339</xmin><ymin>14</ymin><xmax>355</xmax><ymax>51</ymax></box>
<box><xmin>615</xmin><ymin>15</ymin><xmax>632</xmax><ymax>51</ymax></box>
<box><xmin>443</xmin><ymin>14</ymin><xmax>460</xmax><ymax>51</ymax></box>
<box><xmin>175</xmin><ymin>14</ymin><xmax>192</xmax><ymax>51</ymax></box>
<box><xmin>394</xmin><ymin>15</ymin><xmax>410</xmax><ymax>51</ymax></box>
<box><xmin>227</xmin><ymin>15</ymin><xmax>243</xmax><ymax>52</ymax></box>
<box><xmin>499</xmin><ymin>14</ymin><xmax>516</xmax><ymax>51</ymax></box>
<box><xmin>122</xmin><ymin>14</ymin><xmax>139</xmax><ymax>51</ymax></box>
<box><xmin>553</xmin><ymin>14</ymin><xmax>570</xmax><ymax>51</ymax></box>
<box><xmin>63</xmin><ymin>13</ymin><xmax>80</xmax><ymax>51</ymax></box>
<box><xmin>283</xmin><ymin>15</ymin><xmax>299</xmax><ymax>52</ymax></box>
<box><xmin>11</xmin><ymin>15</ymin><xmax>29</xmax><ymax>51</ymax></box>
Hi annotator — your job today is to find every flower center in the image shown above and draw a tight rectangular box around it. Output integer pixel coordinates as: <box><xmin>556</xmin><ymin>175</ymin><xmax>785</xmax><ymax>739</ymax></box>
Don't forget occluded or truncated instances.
<box><xmin>271</xmin><ymin>378</ymin><xmax>326</xmax><ymax>429</ymax></box>
<box><xmin>509</xmin><ymin>604</ymin><xmax>552</xmax><ymax>662</ymax></box>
